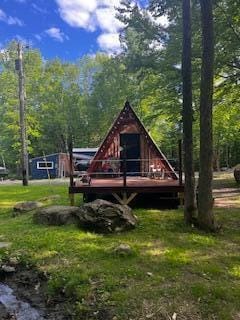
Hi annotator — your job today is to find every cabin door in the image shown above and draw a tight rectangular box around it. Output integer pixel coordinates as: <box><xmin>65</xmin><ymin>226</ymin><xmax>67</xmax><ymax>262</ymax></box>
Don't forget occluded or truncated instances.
<box><xmin>120</xmin><ymin>133</ymin><xmax>141</xmax><ymax>175</ymax></box>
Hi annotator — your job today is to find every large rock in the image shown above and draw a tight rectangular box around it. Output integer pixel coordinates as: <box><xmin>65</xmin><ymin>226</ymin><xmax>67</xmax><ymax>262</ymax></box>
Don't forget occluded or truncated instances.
<box><xmin>33</xmin><ymin>201</ymin><xmax>138</xmax><ymax>233</ymax></box>
<box><xmin>114</xmin><ymin>244</ymin><xmax>133</xmax><ymax>255</ymax></box>
<box><xmin>234</xmin><ymin>165</ymin><xmax>240</xmax><ymax>183</ymax></box>
<box><xmin>0</xmin><ymin>242</ymin><xmax>12</xmax><ymax>249</ymax></box>
<box><xmin>75</xmin><ymin>199</ymin><xmax>137</xmax><ymax>233</ymax></box>
<box><xmin>13</xmin><ymin>201</ymin><xmax>43</xmax><ymax>216</ymax></box>
<box><xmin>0</xmin><ymin>303</ymin><xmax>9</xmax><ymax>320</ymax></box>
<box><xmin>33</xmin><ymin>206</ymin><xmax>79</xmax><ymax>226</ymax></box>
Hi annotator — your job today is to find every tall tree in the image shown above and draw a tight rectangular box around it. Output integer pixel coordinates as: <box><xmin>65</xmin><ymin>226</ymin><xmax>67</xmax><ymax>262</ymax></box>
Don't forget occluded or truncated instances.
<box><xmin>17</xmin><ymin>42</ymin><xmax>29</xmax><ymax>186</ymax></box>
<box><xmin>182</xmin><ymin>0</ymin><xmax>195</xmax><ymax>223</ymax></box>
<box><xmin>198</xmin><ymin>0</ymin><xmax>215</xmax><ymax>230</ymax></box>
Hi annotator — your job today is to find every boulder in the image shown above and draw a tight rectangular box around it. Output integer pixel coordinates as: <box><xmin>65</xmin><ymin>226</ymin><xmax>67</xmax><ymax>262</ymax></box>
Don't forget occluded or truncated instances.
<box><xmin>0</xmin><ymin>303</ymin><xmax>9</xmax><ymax>319</ymax></box>
<box><xmin>0</xmin><ymin>242</ymin><xmax>11</xmax><ymax>249</ymax></box>
<box><xmin>75</xmin><ymin>199</ymin><xmax>137</xmax><ymax>233</ymax></box>
<box><xmin>33</xmin><ymin>200</ymin><xmax>137</xmax><ymax>233</ymax></box>
<box><xmin>13</xmin><ymin>201</ymin><xmax>43</xmax><ymax>216</ymax></box>
<box><xmin>114</xmin><ymin>244</ymin><xmax>133</xmax><ymax>255</ymax></box>
<box><xmin>234</xmin><ymin>165</ymin><xmax>240</xmax><ymax>183</ymax></box>
<box><xmin>33</xmin><ymin>205</ymin><xmax>79</xmax><ymax>226</ymax></box>
<box><xmin>1</xmin><ymin>265</ymin><xmax>16</xmax><ymax>273</ymax></box>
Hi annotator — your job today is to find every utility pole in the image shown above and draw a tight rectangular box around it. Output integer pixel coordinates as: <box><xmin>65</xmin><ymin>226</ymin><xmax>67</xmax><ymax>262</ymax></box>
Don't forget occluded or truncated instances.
<box><xmin>16</xmin><ymin>42</ymin><xmax>29</xmax><ymax>186</ymax></box>
<box><xmin>182</xmin><ymin>0</ymin><xmax>195</xmax><ymax>222</ymax></box>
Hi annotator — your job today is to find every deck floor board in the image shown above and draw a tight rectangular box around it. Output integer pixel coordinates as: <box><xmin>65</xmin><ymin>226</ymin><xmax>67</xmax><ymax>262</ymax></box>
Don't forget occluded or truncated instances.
<box><xmin>70</xmin><ymin>176</ymin><xmax>184</xmax><ymax>194</ymax></box>
<box><xmin>76</xmin><ymin>177</ymin><xmax>179</xmax><ymax>187</ymax></box>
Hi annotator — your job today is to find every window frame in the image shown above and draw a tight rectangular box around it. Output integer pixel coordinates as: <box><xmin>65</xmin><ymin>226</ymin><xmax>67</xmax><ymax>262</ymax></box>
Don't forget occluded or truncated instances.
<box><xmin>37</xmin><ymin>161</ymin><xmax>54</xmax><ymax>170</ymax></box>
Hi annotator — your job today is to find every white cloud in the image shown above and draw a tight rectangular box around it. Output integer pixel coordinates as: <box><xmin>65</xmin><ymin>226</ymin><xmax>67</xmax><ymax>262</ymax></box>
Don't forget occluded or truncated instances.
<box><xmin>45</xmin><ymin>27</ymin><xmax>69</xmax><ymax>42</ymax></box>
<box><xmin>55</xmin><ymin>0</ymin><xmax>124</xmax><ymax>52</ymax></box>
<box><xmin>0</xmin><ymin>8</ymin><xmax>24</xmax><ymax>26</ymax></box>
<box><xmin>147</xmin><ymin>11</ymin><xmax>169</xmax><ymax>28</ymax></box>
<box><xmin>154</xmin><ymin>15</ymin><xmax>169</xmax><ymax>28</ymax></box>
<box><xmin>97</xmin><ymin>32</ymin><xmax>121</xmax><ymax>53</ymax></box>
<box><xmin>149</xmin><ymin>40</ymin><xmax>163</xmax><ymax>51</ymax></box>
<box><xmin>56</xmin><ymin>0</ymin><xmax>97</xmax><ymax>29</ymax></box>
<box><xmin>31</xmin><ymin>3</ymin><xmax>48</xmax><ymax>14</ymax></box>
<box><xmin>60</xmin><ymin>9</ymin><xmax>94</xmax><ymax>30</ymax></box>
<box><xmin>98</xmin><ymin>0</ymin><xmax>121</xmax><ymax>5</ymax></box>
<box><xmin>96</xmin><ymin>7</ymin><xmax>123</xmax><ymax>33</ymax></box>
<box><xmin>57</xmin><ymin>0</ymin><xmax>97</xmax><ymax>13</ymax></box>
<box><xmin>35</xmin><ymin>34</ymin><xmax>42</xmax><ymax>41</ymax></box>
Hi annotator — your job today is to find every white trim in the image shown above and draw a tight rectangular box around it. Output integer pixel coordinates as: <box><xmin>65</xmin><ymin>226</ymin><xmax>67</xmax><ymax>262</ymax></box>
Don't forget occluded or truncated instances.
<box><xmin>31</xmin><ymin>153</ymin><xmax>66</xmax><ymax>160</ymax></box>
<box><xmin>73</xmin><ymin>148</ymin><xmax>98</xmax><ymax>153</ymax></box>
<box><xmin>37</xmin><ymin>161</ymin><xmax>54</xmax><ymax>169</ymax></box>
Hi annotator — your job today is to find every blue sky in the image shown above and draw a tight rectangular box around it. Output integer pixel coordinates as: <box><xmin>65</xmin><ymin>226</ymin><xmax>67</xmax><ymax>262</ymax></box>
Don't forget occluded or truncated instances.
<box><xmin>0</xmin><ymin>0</ymin><xmax>148</xmax><ymax>61</ymax></box>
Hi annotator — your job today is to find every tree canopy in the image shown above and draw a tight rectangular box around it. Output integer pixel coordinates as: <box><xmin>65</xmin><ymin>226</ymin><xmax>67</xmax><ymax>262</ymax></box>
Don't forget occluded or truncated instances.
<box><xmin>0</xmin><ymin>0</ymin><xmax>239</xmax><ymax>176</ymax></box>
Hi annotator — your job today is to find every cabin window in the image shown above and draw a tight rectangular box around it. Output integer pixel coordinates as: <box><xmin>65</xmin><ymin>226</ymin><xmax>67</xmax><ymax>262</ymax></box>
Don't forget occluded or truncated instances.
<box><xmin>37</xmin><ymin>161</ymin><xmax>54</xmax><ymax>169</ymax></box>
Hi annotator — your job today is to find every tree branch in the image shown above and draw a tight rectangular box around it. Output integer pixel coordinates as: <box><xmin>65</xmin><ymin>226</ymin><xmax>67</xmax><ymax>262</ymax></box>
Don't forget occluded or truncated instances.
<box><xmin>215</xmin><ymin>3</ymin><xmax>240</xmax><ymax>42</ymax></box>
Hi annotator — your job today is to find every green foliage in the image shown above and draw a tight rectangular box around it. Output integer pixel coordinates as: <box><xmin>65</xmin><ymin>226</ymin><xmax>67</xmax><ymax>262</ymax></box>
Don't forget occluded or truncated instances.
<box><xmin>0</xmin><ymin>0</ymin><xmax>240</xmax><ymax>172</ymax></box>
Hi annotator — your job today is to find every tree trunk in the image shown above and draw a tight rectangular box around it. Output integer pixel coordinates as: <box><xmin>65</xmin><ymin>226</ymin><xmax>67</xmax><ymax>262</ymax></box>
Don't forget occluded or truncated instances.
<box><xmin>182</xmin><ymin>0</ymin><xmax>195</xmax><ymax>223</ymax></box>
<box><xmin>198</xmin><ymin>0</ymin><xmax>215</xmax><ymax>231</ymax></box>
<box><xmin>17</xmin><ymin>42</ymin><xmax>29</xmax><ymax>186</ymax></box>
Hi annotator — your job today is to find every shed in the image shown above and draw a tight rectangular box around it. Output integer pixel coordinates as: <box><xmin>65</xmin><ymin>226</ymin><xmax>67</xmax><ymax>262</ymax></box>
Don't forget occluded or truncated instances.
<box><xmin>30</xmin><ymin>153</ymin><xmax>70</xmax><ymax>179</ymax></box>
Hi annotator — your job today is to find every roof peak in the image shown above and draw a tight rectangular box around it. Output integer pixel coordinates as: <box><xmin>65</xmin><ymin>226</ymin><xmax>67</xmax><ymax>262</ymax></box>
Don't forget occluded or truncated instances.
<box><xmin>124</xmin><ymin>100</ymin><xmax>131</xmax><ymax>108</ymax></box>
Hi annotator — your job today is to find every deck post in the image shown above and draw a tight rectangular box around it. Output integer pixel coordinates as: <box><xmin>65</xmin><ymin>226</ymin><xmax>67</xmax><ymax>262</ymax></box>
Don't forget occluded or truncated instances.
<box><xmin>178</xmin><ymin>192</ymin><xmax>184</xmax><ymax>207</ymax></box>
<box><xmin>68</xmin><ymin>136</ymin><xmax>74</xmax><ymax>187</ymax></box>
<box><xmin>68</xmin><ymin>135</ymin><xmax>75</xmax><ymax>206</ymax></box>
<box><xmin>123</xmin><ymin>144</ymin><xmax>127</xmax><ymax>187</ymax></box>
<box><xmin>69</xmin><ymin>193</ymin><xmax>75</xmax><ymax>206</ymax></box>
<box><xmin>178</xmin><ymin>139</ymin><xmax>183</xmax><ymax>186</ymax></box>
<box><xmin>112</xmin><ymin>192</ymin><xmax>138</xmax><ymax>205</ymax></box>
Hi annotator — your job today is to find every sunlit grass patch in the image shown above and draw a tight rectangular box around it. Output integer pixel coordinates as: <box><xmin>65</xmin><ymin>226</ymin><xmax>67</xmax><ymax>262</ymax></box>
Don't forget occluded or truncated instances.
<box><xmin>229</xmin><ymin>265</ymin><xmax>240</xmax><ymax>278</ymax></box>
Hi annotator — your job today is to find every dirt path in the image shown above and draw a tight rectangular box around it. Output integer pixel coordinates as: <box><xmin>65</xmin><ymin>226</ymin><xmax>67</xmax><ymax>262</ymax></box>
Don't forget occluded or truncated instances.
<box><xmin>0</xmin><ymin>178</ymin><xmax>68</xmax><ymax>186</ymax></box>
<box><xmin>213</xmin><ymin>187</ymin><xmax>240</xmax><ymax>208</ymax></box>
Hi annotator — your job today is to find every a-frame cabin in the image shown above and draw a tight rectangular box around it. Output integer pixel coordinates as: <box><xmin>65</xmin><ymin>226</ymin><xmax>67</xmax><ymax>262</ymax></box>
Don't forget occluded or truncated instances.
<box><xmin>69</xmin><ymin>101</ymin><xmax>184</xmax><ymax>206</ymax></box>
<box><xmin>88</xmin><ymin>101</ymin><xmax>178</xmax><ymax>179</ymax></box>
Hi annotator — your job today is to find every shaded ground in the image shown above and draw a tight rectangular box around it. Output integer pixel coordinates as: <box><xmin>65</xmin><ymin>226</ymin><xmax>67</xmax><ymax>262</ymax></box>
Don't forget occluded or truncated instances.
<box><xmin>212</xmin><ymin>171</ymin><xmax>240</xmax><ymax>208</ymax></box>
<box><xmin>0</xmin><ymin>261</ymin><xmax>72</xmax><ymax>319</ymax></box>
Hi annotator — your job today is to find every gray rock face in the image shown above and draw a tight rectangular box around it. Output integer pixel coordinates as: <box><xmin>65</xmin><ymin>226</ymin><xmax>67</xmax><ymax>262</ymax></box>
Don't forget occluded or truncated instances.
<box><xmin>33</xmin><ymin>206</ymin><xmax>79</xmax><ymax>226</ymax></box>
<box><xmin>234</xmin><ymin>167</ymin><xmax>240</xmax><ymax>183</ymax></box>
<box><xmin>13</xmin><ymin>201</ymin><xmax>43</xmax><ymax>216</ymax></box>
<box><xmin>75</xmin><ymin>199</ymin><xmax>137</xmax><ymax>233</ymax></box>
<box><xmin>0</xmin><ymin>242</ymin><xmax>11</xmax><ymax>249</ymax></box>
<box><xmin>114</xmin><ymin>244</ymin><xmax>132</xmax><ymax>255</ymax></box>
<box><xmin>0</xmin><ymin>302</ymin><xmax>9</xmax><ymax>319</ymax></box>
<box><xmin>33</xmin><ymin>200</ymin><xmax>137</xmax><ymax>233</ymax></box>
<box><xmin>1</xmin><ymin>265</ymin><xmax>16</xmax><ymax>273</ymax></box>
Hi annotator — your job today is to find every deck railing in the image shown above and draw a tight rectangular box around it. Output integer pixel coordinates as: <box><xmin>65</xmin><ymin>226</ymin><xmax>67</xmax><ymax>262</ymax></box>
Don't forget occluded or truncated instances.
<box><xmin>72</xmin><ymin>158</ymin><xmax>182</xmax><ymax>187</ymax></box>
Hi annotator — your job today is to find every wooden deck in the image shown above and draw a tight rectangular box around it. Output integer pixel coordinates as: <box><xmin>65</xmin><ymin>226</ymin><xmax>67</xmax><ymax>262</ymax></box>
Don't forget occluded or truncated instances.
<box><xmin>70</xmin><ymin>176</ymin><xmax>184</xmax><ymax>194</ymax></box>
<box><xmin>69</xmin><ymin>176</ymin><xmax>184</xmax><ymax>205</ymax></box>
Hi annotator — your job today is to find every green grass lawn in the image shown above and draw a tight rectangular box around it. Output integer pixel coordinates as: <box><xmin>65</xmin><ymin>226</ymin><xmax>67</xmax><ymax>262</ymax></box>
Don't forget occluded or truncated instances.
<box><xmin>0</xmin><ymin>181</ymin><xmax>240</xmax><ymax>319</ymax></box>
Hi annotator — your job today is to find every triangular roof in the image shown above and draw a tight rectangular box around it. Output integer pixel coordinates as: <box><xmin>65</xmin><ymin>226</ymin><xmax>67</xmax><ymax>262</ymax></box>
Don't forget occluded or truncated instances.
<box><xmin>88</xmin><ymin>101</ymin><xmax>178</xmax><ymax>180</ymax></box>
